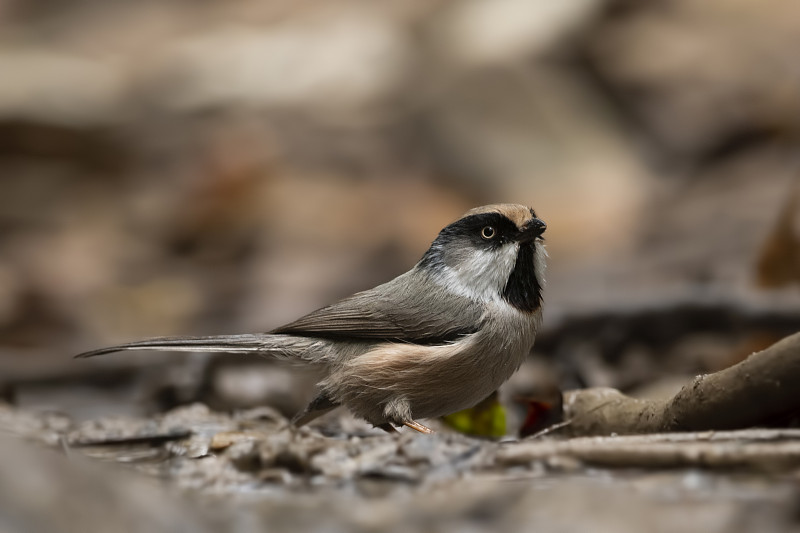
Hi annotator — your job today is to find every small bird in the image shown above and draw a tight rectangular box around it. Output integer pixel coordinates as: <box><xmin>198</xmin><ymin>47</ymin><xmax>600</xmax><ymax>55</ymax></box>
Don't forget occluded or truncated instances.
<box><xmin>76</xmin><ymin>204</ymin><xmax>547</xmax><ymax>434</ymax></box>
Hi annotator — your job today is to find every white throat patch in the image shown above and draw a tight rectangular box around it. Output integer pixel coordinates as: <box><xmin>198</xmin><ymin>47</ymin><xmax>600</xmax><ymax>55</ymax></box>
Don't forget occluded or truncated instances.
<box><xmin>533</xmin><ymin>242</ymin><xmax>547</xmax><ymax>288</ymax></box>
<box><xmin>435</xmin><ymin>243</ymin><xmax>520</xmax><ymax>302</ymax></box>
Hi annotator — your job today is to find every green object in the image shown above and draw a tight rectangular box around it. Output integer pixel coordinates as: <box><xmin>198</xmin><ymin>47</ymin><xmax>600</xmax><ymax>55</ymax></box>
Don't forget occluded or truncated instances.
<box><xmin>442</xmin><ymin>395</ymin><xmax>506</xmax><ymax>438</ymax></box>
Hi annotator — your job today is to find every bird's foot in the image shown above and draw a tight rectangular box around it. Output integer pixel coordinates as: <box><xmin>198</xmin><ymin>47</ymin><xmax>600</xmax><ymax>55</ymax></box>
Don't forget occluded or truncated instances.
<box><xmin>402</xmin><ymin>420</ymin><xmax>434</xmax><ymax>434</ymax></box>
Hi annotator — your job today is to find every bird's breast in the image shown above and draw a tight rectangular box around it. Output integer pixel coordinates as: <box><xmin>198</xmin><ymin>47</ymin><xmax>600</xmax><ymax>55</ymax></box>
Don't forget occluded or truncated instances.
<box><xmin>327</xmin><ymin>304</ymin><xmax>539</xmax><ymax>421</ymax></box>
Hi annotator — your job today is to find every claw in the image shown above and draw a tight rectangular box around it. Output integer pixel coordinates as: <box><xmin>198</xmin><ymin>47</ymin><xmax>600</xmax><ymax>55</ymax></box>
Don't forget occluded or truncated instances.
<box><xmin>403</xmin><ymin>420</ymin><xmax>434</xmax><ymax>434</ymax></box>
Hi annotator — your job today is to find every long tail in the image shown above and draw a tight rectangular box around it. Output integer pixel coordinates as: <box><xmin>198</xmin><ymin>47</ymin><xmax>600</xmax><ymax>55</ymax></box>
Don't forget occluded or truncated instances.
<box><xmin>74</xmin><ymin>334</ymin><xmax>272</xmax><ymax>359</ymax></box>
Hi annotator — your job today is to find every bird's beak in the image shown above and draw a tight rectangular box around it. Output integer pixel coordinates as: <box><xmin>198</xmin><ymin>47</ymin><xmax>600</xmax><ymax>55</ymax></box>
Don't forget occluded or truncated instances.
<box><xmin>518</xmin><ymin>218</ymin><xmax>546</xmax><ymax>243</ymax></box>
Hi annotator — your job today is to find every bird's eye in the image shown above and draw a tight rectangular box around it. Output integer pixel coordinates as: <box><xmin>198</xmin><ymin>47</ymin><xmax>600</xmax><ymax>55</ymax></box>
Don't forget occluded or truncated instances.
<box><xmin>481</xmin><ymin>226</ymin><xmax>496</xmax><ymax>240</ymax></box>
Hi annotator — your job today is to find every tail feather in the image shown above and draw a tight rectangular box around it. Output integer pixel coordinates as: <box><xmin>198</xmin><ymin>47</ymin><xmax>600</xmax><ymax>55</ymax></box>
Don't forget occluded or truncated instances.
<box><xmin>74</xmin><ymin>334</ymin><xmax>269</xmax><ymax>359</ymax></box>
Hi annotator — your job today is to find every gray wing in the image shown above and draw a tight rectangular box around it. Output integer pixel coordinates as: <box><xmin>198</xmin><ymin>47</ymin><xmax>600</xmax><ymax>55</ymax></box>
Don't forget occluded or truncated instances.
<box><xmin>272</xmin><ymin>270</ymin><xmax>484</xmax><ymax>344</ymax></box>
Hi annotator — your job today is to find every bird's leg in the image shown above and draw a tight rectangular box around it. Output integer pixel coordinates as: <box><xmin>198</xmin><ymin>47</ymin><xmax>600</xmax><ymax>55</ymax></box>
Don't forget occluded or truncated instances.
<box><xmin>292</xmin><ymin>393</ymin><xmax>339</xmax><ymax>427</ymax></box>
<box><xmin>403</xmin><ymin>420</ymin><xmax>434</xmax><ymax>434</ymax></box>
<box><xmin>382</xmin><ymin>397</ymin><xmax>435</xmax><ymax>434</ymax></box>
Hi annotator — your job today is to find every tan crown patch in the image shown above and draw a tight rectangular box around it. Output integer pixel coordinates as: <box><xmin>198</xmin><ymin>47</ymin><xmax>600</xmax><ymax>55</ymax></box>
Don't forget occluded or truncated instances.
<box><xmin>464</xmin><ymin>204</ymin><xmax>536</xmax><ymax>229</ymax></box>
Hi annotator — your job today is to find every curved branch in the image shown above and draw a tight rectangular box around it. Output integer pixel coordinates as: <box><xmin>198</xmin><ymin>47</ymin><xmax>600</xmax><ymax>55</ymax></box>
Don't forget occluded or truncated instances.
<box><xmin>561</xmin><ymin>331</ymin><xmax>800</xmax><ymax>436</ymax></box>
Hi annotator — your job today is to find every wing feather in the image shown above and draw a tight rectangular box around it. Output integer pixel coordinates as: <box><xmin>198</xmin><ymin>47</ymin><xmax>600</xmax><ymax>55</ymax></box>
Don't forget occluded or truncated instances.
<box><xmin>272</xmin><ymin>271</ymin><xmax>482</xmax><ymax>344</ymax></box>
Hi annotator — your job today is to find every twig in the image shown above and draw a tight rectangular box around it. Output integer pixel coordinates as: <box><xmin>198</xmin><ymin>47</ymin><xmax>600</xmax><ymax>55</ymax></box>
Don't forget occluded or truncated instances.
<box><xmin>561</xmin><ymin>331</ymin><xmax>800</xmax><ymax>436</ymax></box>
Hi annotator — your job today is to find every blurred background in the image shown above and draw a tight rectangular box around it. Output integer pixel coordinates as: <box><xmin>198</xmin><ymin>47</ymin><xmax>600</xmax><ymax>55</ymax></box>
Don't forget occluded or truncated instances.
<box><xmin>1</xmin><ymin>0</ymin><xmax>800</xmax><ymax>430</ymax></box>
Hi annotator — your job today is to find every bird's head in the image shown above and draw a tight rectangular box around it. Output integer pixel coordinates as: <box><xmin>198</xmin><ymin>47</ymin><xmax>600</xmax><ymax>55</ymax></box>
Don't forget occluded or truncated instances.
<box><xmin>419</xmin><ymin>204</ymin><xmax>547</xmax><ymax>312</ymax></box>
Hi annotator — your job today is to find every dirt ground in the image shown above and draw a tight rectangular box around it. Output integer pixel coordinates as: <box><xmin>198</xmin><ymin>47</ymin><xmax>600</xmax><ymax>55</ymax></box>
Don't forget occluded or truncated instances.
<box><xmin>2</xmin><ymin>404</ymin><xmax>800</xmax><ymax>533</ymax></box>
